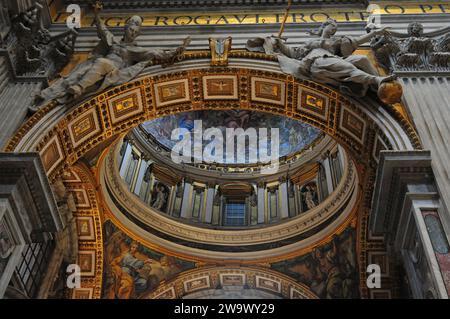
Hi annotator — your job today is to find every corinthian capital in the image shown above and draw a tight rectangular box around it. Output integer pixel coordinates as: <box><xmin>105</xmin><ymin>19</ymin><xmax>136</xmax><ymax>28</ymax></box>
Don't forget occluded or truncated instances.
<box><xmin>371</xmin><ymin>22</ymin><xmax>450</xmax><ymax>74</ymax></box>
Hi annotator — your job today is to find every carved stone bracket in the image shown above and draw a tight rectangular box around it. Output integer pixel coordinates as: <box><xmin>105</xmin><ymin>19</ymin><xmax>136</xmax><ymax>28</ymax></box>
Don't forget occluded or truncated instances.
<box><xmin>371</xmin><ymin>23</ymin><xmax>450</xmax><ymax>75</ymax></box>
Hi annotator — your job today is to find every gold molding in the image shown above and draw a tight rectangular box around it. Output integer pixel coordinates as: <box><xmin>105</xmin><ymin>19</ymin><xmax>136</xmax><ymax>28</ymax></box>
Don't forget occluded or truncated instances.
<box><xmin>145</xmin><ymin>266</ymin><xmax>318</xmax><ymax>299</ymax></box>
<box><xmin>65</xmin><ymin>163</ymin><xmax>104</xmax><ymax>299</ymax></box>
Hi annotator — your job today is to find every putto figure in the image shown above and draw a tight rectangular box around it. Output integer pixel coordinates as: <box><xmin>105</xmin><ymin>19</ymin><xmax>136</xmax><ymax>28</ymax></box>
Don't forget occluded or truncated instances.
<box><xmin>247</xmin><ymin>18</ymin><xmax>401</xmax><ymax>102</ymax></box>
<box><xmin>31</xmin><ymin>2</ymin><xmax>190</xmax><ymax>111</ymax></box>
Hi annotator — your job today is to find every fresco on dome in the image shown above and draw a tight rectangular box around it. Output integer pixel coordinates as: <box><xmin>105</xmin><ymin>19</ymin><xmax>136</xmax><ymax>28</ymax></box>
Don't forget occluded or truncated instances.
<box><xmin>102</xmin><ymin>220</ymin><xmax>195</xmax><ymax>299</ymax></box>
<box><xmin>141</xmin><ymin>110</ymin><xmax>322</xmax><ymax>164</ymax></box>
<box><xmin>271</xmin><ymin>227</ymin><xmax>359</xmax><ymax>299</ymax></box>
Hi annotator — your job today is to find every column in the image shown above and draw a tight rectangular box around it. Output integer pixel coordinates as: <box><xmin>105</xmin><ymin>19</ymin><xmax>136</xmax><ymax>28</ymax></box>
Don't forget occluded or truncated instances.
<box><xmin>323</xmin><ymin>156</ymin><xmax>334</xmax><ymax>194</ymax></box>
<box><xmin>180</xmin><ymin>178</ymin><xmax>193</xmax><ymax>219</ymax></box>
<box><xmin>212</xmin><ymin>192</ymin><xmax>221</xmax><ymax>225</ymax></box>
<box><xmin>204</xmin><ymin>184</ymin><xmax>215</xmax><ymax>224</ymax></box>
<box><xmin>278</xmin><ymin>177</ymin><xmax>289</xmax><ymax>219</ymax></box>
<box><xmin>119</xmin><ymin>143</ymin><xmax>132</xmax><ymax>177</ymax></box>
<box><xmin>337</xmin><ymin>145</ymin><xmax>346</xmax><ymax>172</ymax></box>
<box><xmin>370</xmin><ymin>24</ymin><xmax>450</xmax><ymax>239</ymax></box>
<box><xmin>166</xmin><ymin>185</ymin><xmax>176</xmax><ymax>216</ymax></box>
<box><xmin>130</xmin><ymin>156</ymin><xmax>142</xmax><ymax>193</ymax></box>
<box><xmin>401</xmin><ymin>77</ymin><xmax>450</xmax><ymax>236</ymax></box>
<box><xmin>257</xmin><ymin>182</ymin><xmax>265</xmax><ymax>224</ymax></box>
<box><xmin>133</xmin><ymin>160</ymin><xmax>148</xmax><ymax>196</ymax></box>
<box><xmin>0</xmin><ymin>2</ymin><xmax>10</xmax><ymax>42</ymax></box>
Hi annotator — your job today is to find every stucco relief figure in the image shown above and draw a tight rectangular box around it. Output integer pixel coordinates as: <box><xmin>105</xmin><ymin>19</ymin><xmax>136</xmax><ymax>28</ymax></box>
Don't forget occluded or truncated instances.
<box><xmin>246</xmin><ymin>19</ymin><xmax>399</xmax><ymax>100</ymax></box>
<box><xmin>11</xmin><ymin>1</ymin><xmax>78</xmax><ymax>78</ymax></box>
<box><xmin>31</xmin><ymin>4</ymin><xmax>190</xmax><ymax>112</ymax></box>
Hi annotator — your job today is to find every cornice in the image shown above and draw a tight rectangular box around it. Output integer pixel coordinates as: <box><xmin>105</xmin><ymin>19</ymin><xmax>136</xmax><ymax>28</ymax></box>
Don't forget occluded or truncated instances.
<box><xmin>61</xmin><ymin>0</ymin><xmax>368</xmax><ymax>10</ymax></box>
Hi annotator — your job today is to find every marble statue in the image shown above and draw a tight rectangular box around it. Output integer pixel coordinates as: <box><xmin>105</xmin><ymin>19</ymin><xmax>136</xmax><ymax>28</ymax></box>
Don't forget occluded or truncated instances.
<box><xmin>304</xmin><ymin>185</ymin><xmax>318</xmax><ymax>210</ymax></box>
<box><xmin>152</xmin><ymin>184</ymin><xmax>167</xmax><ymax>211</ymax></box>
<box><xmin>246</xmin><ymin>18</ymin><xmax>399</xmax><ymax>101</ymax></box>
<box><xmin>31</xmin><ymin>4</ymin><xmax>190</xmax><ymax>112</ymax></box>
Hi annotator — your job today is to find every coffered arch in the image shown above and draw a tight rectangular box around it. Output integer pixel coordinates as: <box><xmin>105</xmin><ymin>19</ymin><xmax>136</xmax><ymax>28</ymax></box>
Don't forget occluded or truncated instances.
<box><xmin>143</xmin><ymin>266</ymin><xmax>319</xmax><ymax>299</ymax></box>
<box><xmin>5</xmin><ymin>54</ymin><xmax>418</xmax><ymax>181</ymax></box>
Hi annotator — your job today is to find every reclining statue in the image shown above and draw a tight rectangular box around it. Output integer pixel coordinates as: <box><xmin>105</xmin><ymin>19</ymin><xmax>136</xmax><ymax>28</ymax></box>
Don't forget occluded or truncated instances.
<box><xmin>247</xmin><ymin>18</ymin><xmax>401</xmax><ymax>102</ymax></box>
<box><xmin>31</xmin><ymin>3</ymin><xmax>190</xmax><ymax>112</ymax></box>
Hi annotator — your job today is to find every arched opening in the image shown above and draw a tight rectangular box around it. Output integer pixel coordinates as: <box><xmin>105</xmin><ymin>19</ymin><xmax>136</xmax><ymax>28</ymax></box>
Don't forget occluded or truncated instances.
<box><xmin>4</xmin><ymin>55</ymin><xmax>419</xmax><ymax>298</ymax></box>
<box><xmin>141</xmin><ymin>266</ymin><xmax>319</xmax><ymax>299</ymax></box>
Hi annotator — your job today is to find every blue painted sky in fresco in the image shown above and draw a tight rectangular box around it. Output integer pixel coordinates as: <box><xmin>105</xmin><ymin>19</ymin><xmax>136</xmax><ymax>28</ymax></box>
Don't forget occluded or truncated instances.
<box><xmin>141</xmin><ymin>111</ymin><xmax>321</xmax><ymax>164</ymax></box>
